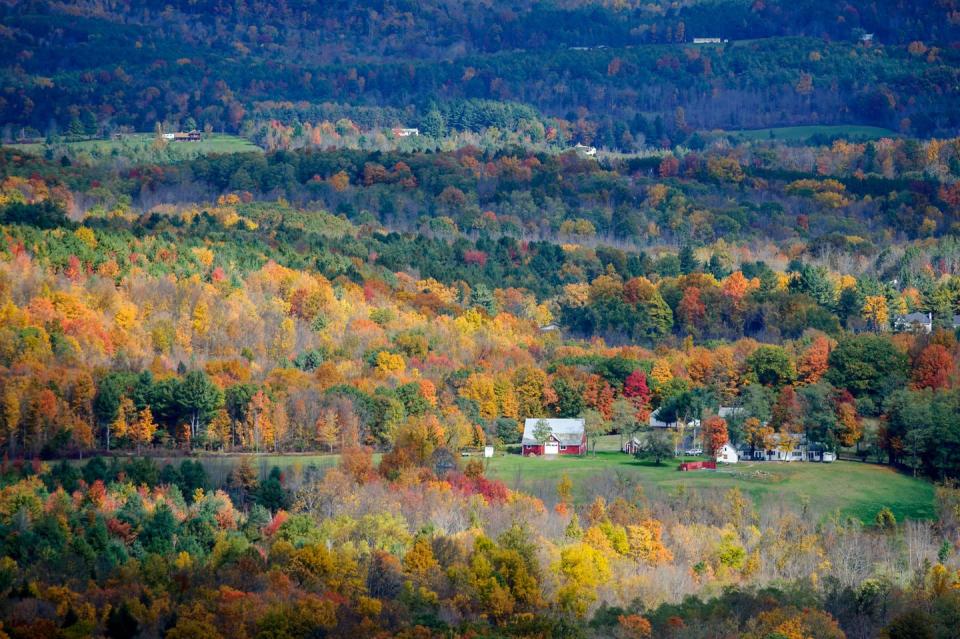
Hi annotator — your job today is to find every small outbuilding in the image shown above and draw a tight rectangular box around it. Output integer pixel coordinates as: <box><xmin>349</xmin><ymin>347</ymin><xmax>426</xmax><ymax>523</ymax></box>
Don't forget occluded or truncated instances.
<box><xmin>622</xmin><ymin>435</ymin><xmax>643</xmax><ymax>455</ymax></box>
<box><xmin>716</xmin><ymin>442</ymin><xmax>739</xmax><ymax>464</ymax></box>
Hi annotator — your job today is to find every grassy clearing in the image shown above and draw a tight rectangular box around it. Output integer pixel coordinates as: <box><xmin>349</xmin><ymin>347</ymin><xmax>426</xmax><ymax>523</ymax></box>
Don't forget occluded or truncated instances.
<box><xmin>4</xmin><ymin>133</ymin><xmax>260</xmax><ymax>163</ymax></box>
<box><xmin>485</xmin><ymin>450</ymin><xmax>935</xmax><ymax>523</ymax></box>
<box><xmin>86</xmin><ymin>432</ymin><xmax>934</xmax><ymax>524</ymax></box>
<box><xmin>716</xmin><ymin>124</ymin><xmax>898</xmax><ymax>142</ymax></box>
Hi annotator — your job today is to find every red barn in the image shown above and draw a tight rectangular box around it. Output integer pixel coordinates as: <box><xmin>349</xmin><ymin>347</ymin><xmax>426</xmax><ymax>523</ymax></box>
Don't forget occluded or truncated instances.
<box><xmin>521</xmin><ymin>418</ymin><xmax>587</xmax><ymax>456</ymax></box>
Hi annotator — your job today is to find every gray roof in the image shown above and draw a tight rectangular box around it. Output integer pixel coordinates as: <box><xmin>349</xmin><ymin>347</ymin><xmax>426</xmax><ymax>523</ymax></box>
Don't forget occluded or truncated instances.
<box><xmin>522</xmin><ymin>418</ymin><xmax>585</xmax><ymax>446</ymax></box>
<box><xmin>895</xmin><ymin>312</ymin><xmax>931</xmax><ymax>324</ymax></box>
<box><xmin>718</xmin><ymin>406</ymin><xmax>742</xmax><ymax>419</ymax></box>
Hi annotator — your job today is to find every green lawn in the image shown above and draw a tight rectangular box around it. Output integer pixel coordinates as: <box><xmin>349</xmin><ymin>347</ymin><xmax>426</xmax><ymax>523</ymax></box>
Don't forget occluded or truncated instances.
<box><xmin>485</xmin><ymin>450</ymin><xmax>935</xmax><ymax>523</ymax></box>
<box><xmin>717</xmin><ymin>124</ymin><xmax>898</xmax><ymax>143</ymax></box>
<box><xmin>89</xmin><ymin>434</ymin><xmax>935</xmax><ymax>524</ymax></box>
<box><xmin>4</xmin><ymin>133</ymin><xmax>260</xmax><ymax>163</ymax></box>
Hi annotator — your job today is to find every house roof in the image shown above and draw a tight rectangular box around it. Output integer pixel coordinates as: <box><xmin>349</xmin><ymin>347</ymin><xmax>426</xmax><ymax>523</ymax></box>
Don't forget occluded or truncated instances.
<box><xmin>718</xmin><ymin>406</ymin><xmax>742</xmax><ymax>419</ymax></box>
<box><xmin>895</xmin><ymin>312</ymin><xmax>931</xmax><ymax>324</ymax></box>
<box><xmin>521</xmin><ymin>418</ymin><xmax>585</xmax><ymax>446</ymax></box>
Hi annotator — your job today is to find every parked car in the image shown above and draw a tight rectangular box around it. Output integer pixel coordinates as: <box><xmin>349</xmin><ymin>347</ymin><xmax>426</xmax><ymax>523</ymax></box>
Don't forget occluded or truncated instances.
<box><xmin>685</xmin><ymin>448</ymin><xmax>704</xmax><ymax>456</ymax></box>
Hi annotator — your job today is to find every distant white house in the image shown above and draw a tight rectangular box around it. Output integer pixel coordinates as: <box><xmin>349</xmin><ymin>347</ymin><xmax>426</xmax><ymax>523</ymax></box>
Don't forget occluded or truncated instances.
<box><xmin>737</xmin><ymin>433</ymin><xmax>837</xmax><ymax>462</ymax></box>
<box><xmin>716</xmin><ymin>442</ymin><xmax>739</xmax><ymax>464</ymax></box>
<box><xmin>693</xmin><ymin>37</ymin><xmax>727</xmax><ymax>44</ymax></box>
<box><xmin>739</xmin><ymin>433</ymin><xmax>804</xmax><ymax>462</ymax></box>
<box><xmin>860</xmin><ymin>33</ymin><xmax>875</xmax><ymax>43</ymax></box>
<box><xmin>573</xmin><ymin>142</ymin><xmax>597</xmax><ymax>156</ymax></box>
<box><xmin>392</xmin><ymin>127</ymin><xmax>420</xmax><ymax>137</ymax></box>
<box><xmin>893</xmin><ymin>312</ymin><xmax>932</xmax><ymax>333</ymax></box>
<box><xmin>539</xmin><ymin>323</ymin><xmax>560</xmax><ymax>333</ymax></box>
<box><xmin>161</xmin><ymin>131</ymin><xmax>201</xmax><ymax>142</ymax></box>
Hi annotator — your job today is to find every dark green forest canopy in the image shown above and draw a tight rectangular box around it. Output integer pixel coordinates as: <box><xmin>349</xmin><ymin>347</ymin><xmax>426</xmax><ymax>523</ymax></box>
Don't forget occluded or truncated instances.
<box><xmin>2</xmin><ymin>1</ymin><xmax>960</xmax><ymax>139</ymax></box>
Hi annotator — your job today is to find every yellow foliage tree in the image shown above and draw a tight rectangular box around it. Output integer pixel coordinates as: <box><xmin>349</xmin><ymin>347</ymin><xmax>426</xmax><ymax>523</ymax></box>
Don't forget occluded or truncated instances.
<box><xmin>375</xmin><ymin>350</ymin><xmax>406</xmax><ymax>374</ymax></box>
<box><xmin>130</xmin><ymin>406</ymin><xmax>157</xmax><ymax>455</ymax></box>
<box><xmin>208</xmin><ymin>408</ymin><xmax>232</xmax><ymax>449</ymax></box>
<box><xmin>271</xmin><ymin>317</ymin><xmax>297</xmax><ymax>360</ymax></box>
<box><xmin>74</xmin><ymin>226</ymin><xmax>98</xmax><ymax>250</ymax></box>
<box><xmin>554</xmin><ymin>543</ymin><xmax>612</xmax><ymax>617</ymax></box>
<box><xmin>403</xmin><ymin>537</ymin><xmax>439</xmax><ymax>584</ymax></box>
<box><xmin>460</xmin><ymin>373</ymin><xmax>499</xmax><ymax>420</ymax></box>
<box><xmin>650</xmin><ymin>359</ymin><xmax>673</xmax><ymax>388</ymax></box>
<box><xmin>626</xmin><ymin>520</ymin><xmax>673</xmax><ymax>566</ymax></box>
<box><xmin>862</xmin><ymin>295</ymin><xmax>889</xmax><ymax>331</ymax></box>
<box><xmin>192</xmin><ymin>300</ymin><xmax>211</xmax><ymax>337</ymax></box>
<box><xmin>112</xmin><ymin>397</ymin><xmax>135</xmax><ymax>446</ymax></box>
<box><xmin>493</xmin><ymin>376</ymin><xmax>518</xmax><ymax>419</ymax></box>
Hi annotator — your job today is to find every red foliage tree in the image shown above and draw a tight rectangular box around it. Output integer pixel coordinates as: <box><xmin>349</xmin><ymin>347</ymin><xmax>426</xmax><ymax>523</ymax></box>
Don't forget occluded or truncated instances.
<box><xmin>677</xmin><ymin>287</ymin><xmax>706</xmax><ymax>332</ymax></box>
<box><xmin>912</xmin><ymin>344</ymin><xmax>954</xmax><ymax>390</ymax></box>
<box><xmin>623</xmin><ymin>369</ymin><xmax>652</xmax><ymax>420</ymax></box>
<box><xmin>703</xmin><ymin>416</ymin><xmax>729</xmax><ymax>456</ymax></box>
<box><xmin>463</xmin><ymin>250</ymin><xmax>488</xmax><ymax>267</ymax></box>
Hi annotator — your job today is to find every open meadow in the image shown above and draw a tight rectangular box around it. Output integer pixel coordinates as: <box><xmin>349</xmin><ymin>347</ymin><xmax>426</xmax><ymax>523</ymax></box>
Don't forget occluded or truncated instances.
<box><xmin>132</xmin><ymin>438</ymin><xmax>935</xmax><ymax>524</ymax></box>
<box><xmin>3</xmin><ymin>133</ymin><xmax>260</xmax><ymax>164</ymax></box>
<box><xmin>485</xmin><ymin>451</ymin><xmax>935</xmax><ymax>523</ymax></box>
<box><xmin>717</xmin><ymin>124</ymin><xmax>899</xmax><ymax>142</ymax></box>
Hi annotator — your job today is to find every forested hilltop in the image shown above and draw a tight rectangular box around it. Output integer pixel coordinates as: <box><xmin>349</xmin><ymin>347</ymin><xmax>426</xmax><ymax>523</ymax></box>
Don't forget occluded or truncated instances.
<box><xmin>3</xmin><ymin>0</ymin><xmax>960</xmax><ymax>141</ymax></box>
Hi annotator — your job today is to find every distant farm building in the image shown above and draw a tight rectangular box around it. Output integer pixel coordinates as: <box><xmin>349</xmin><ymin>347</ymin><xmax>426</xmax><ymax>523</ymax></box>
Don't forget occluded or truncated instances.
<box><xmin>574</xmin><ymin>142</ymin><xmax>597</xmax><ymax>156</ymax></box>
<box><xmin>392</xmin><ymin>127</ymin><xmax>420</xmax><ymax>137</ymax></box>
<box><xmin>693</xmin><ymin>37</ymin><xmax>727</xmax><ymax>44</ymax></box>
<box><xmin>622</xmin><ymin>435</ymin><xmax>643</xmax><ymax>455</ymax></box>
<box><xmin>162</xmin><ymin>131</ymin><xmax>201</xmax><ymax>142</ymax></box>
<box><xmin>521</xmin><ymin>418</ymin><xmax>586</xmax><ymax>456</ymax></box>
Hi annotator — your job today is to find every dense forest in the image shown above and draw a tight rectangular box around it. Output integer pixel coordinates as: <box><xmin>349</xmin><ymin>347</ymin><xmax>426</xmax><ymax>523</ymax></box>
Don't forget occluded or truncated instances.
<box><xmin>3</xmin><ymin>1</ymin><xmax>960</xmax><ymax>141</ymax></box>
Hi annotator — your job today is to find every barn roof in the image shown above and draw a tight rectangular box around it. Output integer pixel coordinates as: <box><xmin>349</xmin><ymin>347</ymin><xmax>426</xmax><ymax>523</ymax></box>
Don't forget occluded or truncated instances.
<box><xmin>521</xmin><ymin>418</ymin><xmax>585</xmax><ymax>446</ymax></box>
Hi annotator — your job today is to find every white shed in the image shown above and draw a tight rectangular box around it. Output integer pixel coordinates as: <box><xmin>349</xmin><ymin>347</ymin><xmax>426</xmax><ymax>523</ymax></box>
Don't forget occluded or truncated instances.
<box><xmin>716</xmin><ymin>442</ymin><xmax>739</xmax><ymax>464</ymax></box>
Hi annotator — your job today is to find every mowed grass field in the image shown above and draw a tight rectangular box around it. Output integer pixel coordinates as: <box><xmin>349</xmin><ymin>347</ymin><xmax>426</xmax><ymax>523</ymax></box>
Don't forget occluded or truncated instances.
<box><xmin>719</xmin><ymin>124</ymin><xmax>898</xmax><ymax>142</ymax></box>
<box><xmin>4</xmin><ymin>133</ymin><xmax>260</xmax><ymax>160</ymax></box>
<box><xmin>136</xmin><ymin>433</ymin><xmax>935</xmax><ymax>524</ymax></box>
<box><xmin>485</xmin><ymin>450</ymin><xmax>935</xmax><ymax>523</ymax></box>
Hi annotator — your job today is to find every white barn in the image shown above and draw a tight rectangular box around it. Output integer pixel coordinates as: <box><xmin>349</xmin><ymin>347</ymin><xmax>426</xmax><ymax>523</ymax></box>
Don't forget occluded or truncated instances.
<box><xmin>716</xmin><ymin>442</ymin><xmax>739</xmax><ymax>464</ymax></box>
